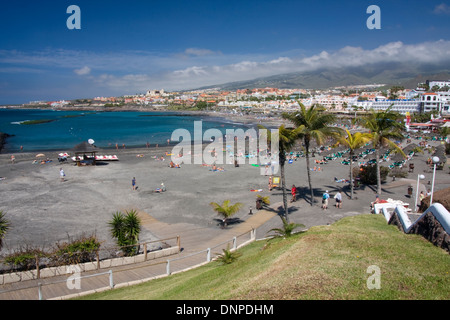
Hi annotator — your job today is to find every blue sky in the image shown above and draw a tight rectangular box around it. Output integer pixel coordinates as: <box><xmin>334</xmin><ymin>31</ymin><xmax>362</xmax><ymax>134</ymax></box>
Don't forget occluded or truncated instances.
<box><xmin>1</xmin><ymin>0</ymin><xmax>450</xmax><ymax>104</ymax></box>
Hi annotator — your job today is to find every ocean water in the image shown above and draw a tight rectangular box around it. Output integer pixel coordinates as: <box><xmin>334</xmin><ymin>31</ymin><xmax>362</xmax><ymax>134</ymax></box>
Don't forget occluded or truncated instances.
<box><xmin>0</xmin><ymin>109</ymin><xmax>250</xmax><ymax>152</ymax></box>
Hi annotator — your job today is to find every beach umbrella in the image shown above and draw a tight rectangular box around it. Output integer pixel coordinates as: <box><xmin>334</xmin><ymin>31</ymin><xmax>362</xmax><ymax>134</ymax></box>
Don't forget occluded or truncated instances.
<box><xmin>88</xmin><ymin>139</ymin><xmax>95</xmax><ymax>145</ymax></box>
<box><xmin>36</xmin><ymin>154</ymin><xmax>45</xmax><ymax>158</ymax></box>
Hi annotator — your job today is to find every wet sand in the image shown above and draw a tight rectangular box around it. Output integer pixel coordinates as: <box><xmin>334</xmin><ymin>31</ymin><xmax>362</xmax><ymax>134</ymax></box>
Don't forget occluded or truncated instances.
<box><xmin>0</xmin><ymin>138</ymin><xmax>448</xmax><ymax>254</ymax></box>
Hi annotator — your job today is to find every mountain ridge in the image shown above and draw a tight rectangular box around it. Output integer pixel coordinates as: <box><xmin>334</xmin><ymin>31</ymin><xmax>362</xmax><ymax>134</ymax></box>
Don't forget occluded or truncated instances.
<box><xmin>194</xmin><ymin>63</ymin><xmax>450</xmax><ymax>91</ymax></box>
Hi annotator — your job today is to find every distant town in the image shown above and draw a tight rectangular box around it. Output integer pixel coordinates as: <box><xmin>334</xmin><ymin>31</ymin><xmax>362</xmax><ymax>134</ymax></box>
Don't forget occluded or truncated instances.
<box><xmin>5</xmin><ymin>79</ymin><xmax>450</xmax><ymax>120</ymax></box>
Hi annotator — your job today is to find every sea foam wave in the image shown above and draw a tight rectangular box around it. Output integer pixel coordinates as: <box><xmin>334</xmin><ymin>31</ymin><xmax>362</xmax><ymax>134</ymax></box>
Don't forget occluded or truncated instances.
<box><xmin>11</xmin><ymin>120</ymin><xmax>30</xmax><ymax>125</ymax></box>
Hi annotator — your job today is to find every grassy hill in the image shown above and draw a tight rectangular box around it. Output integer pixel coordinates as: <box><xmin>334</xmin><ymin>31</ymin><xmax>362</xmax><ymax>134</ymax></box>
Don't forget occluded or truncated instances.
<box><xmin>79</xmin><ymin>214</ymin><xmax>449</xmax><ymax>300</ymax></box>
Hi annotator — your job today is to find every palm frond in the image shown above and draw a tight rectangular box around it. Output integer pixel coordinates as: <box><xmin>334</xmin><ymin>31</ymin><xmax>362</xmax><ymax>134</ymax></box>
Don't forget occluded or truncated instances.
<box><xmin>268</xmin><ymin>217</ymin><xmax>305</xmax><ymax>238</ymax></box>
<box><xmin>210</xmin><ymin>200</ymin><xmax>243</xmax><ymax>220</ymax></box>
<box><xmin>215</xmin><ymin>245</ymin><xmax>242</xmax><ymax>265</ymax></box>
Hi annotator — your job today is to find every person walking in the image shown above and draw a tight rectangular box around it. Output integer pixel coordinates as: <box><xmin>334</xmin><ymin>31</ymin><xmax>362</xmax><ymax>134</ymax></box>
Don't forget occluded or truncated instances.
<box><xmin>291</xmin><ymin>185</ymin><xmax>297</xmax><ymax>202</ymax></box>
<box><xmin>334</xmin><ymin>190</ymin><xmax>342</xmax><ymax>209</ymax></box>
<box><xmin>60</xmin><ymin>168</ymin><xmax>66</xmax><ymax>182</ymax></box>
<box><xmin>132</xmin><ymin>177</ymin><xmax>137</xmax><ymax>190</ymax></box>
<box><xmin>322</xmin><ymin>190</ymin><xmax>330</xmax><ymax>210</ymax></box>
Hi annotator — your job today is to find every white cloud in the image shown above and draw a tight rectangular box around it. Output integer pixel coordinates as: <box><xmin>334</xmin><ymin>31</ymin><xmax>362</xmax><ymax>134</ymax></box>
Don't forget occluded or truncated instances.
<box><xmin>81</xmin><ymin>40</ymin><xmax>450</xmax><ymax>92</ymax></box>
<box><xmin>434</xmin><ymin>3</ymin><xmax>450</xmax><ymax>15</ymax></box>
<box><xmin>2</xmin><ymin>40</ymin><xmax>450</xmax><ymax>96</ymax></box>
<box><xmin>173</xmin><ymin>66</ymin><xmax>209</xmax><ymax>78</ymax></box>
<box><xmin>184</xmin><ymin>48</ymin><xmax>218</xmax><ymax>56</ymax></box>
<box><xmin>74</xmin><ymin>66</ymin><xmax>91</xmax><ymax>76</ymax></box>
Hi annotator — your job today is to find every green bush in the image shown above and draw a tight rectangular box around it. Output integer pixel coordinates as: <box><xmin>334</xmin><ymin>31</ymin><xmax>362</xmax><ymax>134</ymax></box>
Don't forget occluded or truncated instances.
<box><xmin>51</xmin><ymin>235</ymin><xmax>101</xmax><ymax>265</ymax></box>
<box><xmin>109</xmin><ymin>210</ymin><xmax>142</xmax><ymax>256</ymax></box>
<box><xmin>388</xmin><ymin>168</ymin><xmax>408</xmax><ymax>178</ymax></box>
<box><xmin>3</xmin><ymin>247</ymin><xmax>47</xmax><ymax>271</ymax></box>
<box><xmin>359</xmin><ymin>164</ymin><xmax>389</xmax><ymax>185</ymax></box>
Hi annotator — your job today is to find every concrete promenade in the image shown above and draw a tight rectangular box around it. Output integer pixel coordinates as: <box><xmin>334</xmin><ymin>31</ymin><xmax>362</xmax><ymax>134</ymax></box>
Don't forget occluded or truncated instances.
<box><xmin>0</xmin><ymin>140</ymin><xmax>448</xmax><ymax>300</ymax></box>
<box><xmin>0</xmin><ymin>209</ymin><xmax>277</xmax><ymax>300</ymax></box>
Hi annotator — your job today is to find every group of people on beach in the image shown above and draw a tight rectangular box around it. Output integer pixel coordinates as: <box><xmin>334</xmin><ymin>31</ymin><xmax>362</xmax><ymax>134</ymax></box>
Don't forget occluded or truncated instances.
<box><xmin>321</xmin><ymin>190</ymin><xmax>342</xmax><ymax>210</ymax></box>
<box><xmin>268</xmin><ymin>176</ymin><xmax>343</xmax><ymax>210</ymax></box>
<box><xmin>130</xmin><ymin>176</ymin><xmax>166</xmax><ymax>193</ymax></box>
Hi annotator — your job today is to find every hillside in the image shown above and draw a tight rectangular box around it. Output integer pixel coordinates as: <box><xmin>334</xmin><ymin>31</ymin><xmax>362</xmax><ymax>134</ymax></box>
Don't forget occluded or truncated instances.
<box><xmin>196</xmin><ymin>63</ymin><xmax>450</xmax><ymax>91</ymax></box>
<box><xmin>80</xmin><ymin>214</ymin><xmax>450</xmax><ymax>300</ymax></box>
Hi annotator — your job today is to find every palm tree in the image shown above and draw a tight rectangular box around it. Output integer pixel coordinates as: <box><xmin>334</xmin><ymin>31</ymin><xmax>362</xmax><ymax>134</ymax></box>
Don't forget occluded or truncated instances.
<box><xmin>109</xmin><ymin>210</ymin><xmax>142</xmax><ymax>256</ymax></box>
<box><xmin>210</xmin><ymin>200</ymin><xmax>243</xmax><ymax>228</ymax></box>
<box><xmin>439</xmin><ymin>126</ymin><xmax>450</xmax><ymax>142</ymax></box>
<box><xmin>335</xmin><ymin>130</ymin><xmax>373</xmax><ymax>199</ymax></box>
<box><xmin>278</xmin><ymin>125</ymin><xmax>303</xmax><ymax>221</ymax></box>
<box><xmin>0</xmin><ymin>211</ymin><xmax>10</xmax><ymax>251</ymax></box>
<box><xmin>360</xmin><ymin>107</ymin><xmax>405</xmax><ymax>194</ymax></box>
<box><xmin>283</xmin><ymin>103</ymin><xmax>343</xmax><ymax>206</ymax></box>
<box><xmin>215</xmin><ymin>244</ymin><xmax>242</xmax><ymax>265</ymax></box>
<box><xmin>258</xmin><ymin>124</ymin><xmax>301</xmax><ymax>221</ymax></box>
<box><xmin>256</xmin><ymin>195</ymin><xmax>270</xmax><ymax>207</ymax></box>
<box><xmin>268</xmin><ymin>217</ymin><xmax>305</xmax><ymax>238</ymax></box>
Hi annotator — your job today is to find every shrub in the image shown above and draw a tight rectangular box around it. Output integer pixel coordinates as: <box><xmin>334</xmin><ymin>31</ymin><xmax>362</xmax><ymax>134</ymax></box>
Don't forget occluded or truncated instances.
<box><xmin>109</xmin><ymin>210</ymin><xmax>141</xmax><ymax>256</ymax></box>
<box><xmin>215</xmin><ymin>245</ymin><xmax>242</xmax><ymax>265</ymax></box>
<box><xmin>388</xmin><ymin>168</ymin><xmax>408</xmax><ymax>178</ymax></box>
<box><xmin>267</xmin><ymin>217</ymin><xmax>305</xmax><ymax>238</ymax></box>
<box><xmin>3</xmin><ymin>247</ymin><xmax>47</xmax><ymax>272</ymax></box>
<box><xmin>51</xmin><ymin>235</ymin><xmax>101</xmax><ymax>266</ymax></box>
<box><xmin>359</xmin><ymin>164</ymin><xmax>389</xmax><ymax>185</ymax></box>
<box><xmin>0</xmin><ymin>211</ymin><xmax>10</xmax><ymax>251</ymax></box>
<box><xmin>256</xmin><ymin>195</ymin><xmax>270</xmax><ymax>205</ymax></box>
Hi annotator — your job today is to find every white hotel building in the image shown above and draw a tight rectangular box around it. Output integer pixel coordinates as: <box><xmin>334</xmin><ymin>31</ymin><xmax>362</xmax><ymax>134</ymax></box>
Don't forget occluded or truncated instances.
<box><xmin>421</xmin><ymin>92</ymin><xmax>450</xmax><ymax>115</ymax></box>
<box><xmin>371</xmin><ymin>99</ymin><xmax>421</xmax><ymax>114</ymax></box>
<box><xmin>350</xmin><ymin>92</ymin><xmax>450</xmax><ymax>115</ymax></box>
<box><xmin>352</xmin><ymin>98</ymin><xmax>421</xmax><ymax>115</ymax></box>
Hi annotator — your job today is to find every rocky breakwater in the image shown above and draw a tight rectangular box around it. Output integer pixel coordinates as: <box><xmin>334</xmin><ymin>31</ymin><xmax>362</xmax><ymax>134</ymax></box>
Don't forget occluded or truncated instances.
<box><xmin>0</xmin><ymin>132</ymin><xmax>12</xmax><ymax>153</ymax></box>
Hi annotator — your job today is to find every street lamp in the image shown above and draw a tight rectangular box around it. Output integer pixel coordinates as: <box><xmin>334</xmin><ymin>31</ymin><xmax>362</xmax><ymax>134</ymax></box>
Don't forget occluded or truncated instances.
<box><xmin>430</xmin><ymin>156</ymin><xmax>440</xmax><ymax>206</ymax></box>
<box><xmin>415</xmin><ymin>174</ymin><xmax>425</xmax><ymax>212</ymax></box>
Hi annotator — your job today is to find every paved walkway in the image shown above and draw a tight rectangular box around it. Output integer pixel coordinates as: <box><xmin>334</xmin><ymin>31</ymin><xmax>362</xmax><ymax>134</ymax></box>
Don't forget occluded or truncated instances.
<box><xmin>0</xmin><ymin>209</ymin><xmax>277</xmax><ymax>300</ymax></box>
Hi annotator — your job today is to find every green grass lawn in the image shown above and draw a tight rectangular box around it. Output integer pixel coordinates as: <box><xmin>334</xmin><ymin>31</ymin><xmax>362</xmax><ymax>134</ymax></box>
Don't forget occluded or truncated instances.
<box><xmin>78</xmin><ymin>214</ymin><xmax>450</xmax><ymax>300</ymax></box>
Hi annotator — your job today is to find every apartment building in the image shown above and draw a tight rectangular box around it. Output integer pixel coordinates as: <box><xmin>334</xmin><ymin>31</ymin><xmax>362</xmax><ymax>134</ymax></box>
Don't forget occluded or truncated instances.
<box><xmin>427</xmin><ymin>80</ymin><xmax>450</xmax><ymax>89</ymax></box>
<box><xmin>439</xmin><ymin>91</ymin><xmax>450</xmax><ymax>115</ymax></box>
<box><xmin>423</xmin><ymin>91</ymin><xmax>450</xmax><ymax>115</ymax></box>
<box><xmin>371</xmin><ymin>99</ymin><xmax>421</xmax><ymax>114</ymax></box>
<box><xmin>420</xmin><ymin>93</ymin><xmax>442</xmax><ymax>113</ymax></box>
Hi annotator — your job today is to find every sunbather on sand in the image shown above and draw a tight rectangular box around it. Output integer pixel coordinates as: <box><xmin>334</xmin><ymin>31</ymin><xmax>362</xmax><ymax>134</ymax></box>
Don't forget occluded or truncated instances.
<box><xmin>154</xmin><ymin>183</ymin><xmax>167</xmax><ymax>193</ymax></box>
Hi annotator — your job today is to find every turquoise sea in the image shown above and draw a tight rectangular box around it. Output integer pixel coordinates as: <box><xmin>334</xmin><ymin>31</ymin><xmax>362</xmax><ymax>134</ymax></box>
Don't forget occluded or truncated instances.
<box><xmin>0</xmin><ymin>109</ymin><xmax>250</xmax><ymax>152</ymax></box>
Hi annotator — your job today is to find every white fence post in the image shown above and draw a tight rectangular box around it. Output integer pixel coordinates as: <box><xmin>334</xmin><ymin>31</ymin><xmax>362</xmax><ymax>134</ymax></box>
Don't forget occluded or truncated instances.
<box><xmin>38</xmin><ymin>283</ymin><xmax>43</xmax><ymax>300</ymax></box>
<box><xmin>207</xmin><ymin>248</ymin><xmax>211</xmax><ymax>262</ymax></box>
<box><xmin>166</xmin><ymin>260</ymin><xmax>171</xmax><ymax>275</ymax></box>
<box><xmin>109</xmin><ymin>270</ymin><xmax>114</xmax><ymax>289</ymax></box>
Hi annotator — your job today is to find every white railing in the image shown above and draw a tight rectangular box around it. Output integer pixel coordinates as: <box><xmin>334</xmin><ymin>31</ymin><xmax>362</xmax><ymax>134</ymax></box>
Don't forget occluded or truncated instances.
<box><xmin>378</xmin><ymin>202</ymin><xmax>450</xmax><ymax>235</ymax></box>
<box><xmin>0</xmin><ymin>228</ymin><xmax>256</xmax><ymax>300</ymax></box>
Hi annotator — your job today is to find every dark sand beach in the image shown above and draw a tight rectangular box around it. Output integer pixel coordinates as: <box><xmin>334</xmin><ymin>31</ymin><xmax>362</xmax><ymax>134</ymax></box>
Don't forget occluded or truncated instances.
<box><xmin>0</xmin><ymin>129</ymin><xmax>448</xmax><ymax>254</ymax></box>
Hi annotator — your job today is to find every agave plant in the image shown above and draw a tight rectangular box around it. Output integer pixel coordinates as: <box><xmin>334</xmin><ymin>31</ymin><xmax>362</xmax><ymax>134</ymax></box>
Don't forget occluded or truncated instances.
<box><xmin>0</xmin><ymin>211</ymin><xmax>10</xmax><ymax>251</ymax></box>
